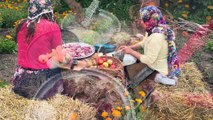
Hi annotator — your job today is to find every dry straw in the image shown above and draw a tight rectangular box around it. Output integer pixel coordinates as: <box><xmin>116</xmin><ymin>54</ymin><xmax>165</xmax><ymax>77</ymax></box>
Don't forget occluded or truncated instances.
<box><xmin>0</xmin><ymin>86</ymin><xmax>96</xmax><ymax>120</ymax></box>
<box><xmin>151</xmin><ymin>62</ymin><xmax>213</xmax><ymax>120</ymax></box>
<box><xmin>155</xmin><ymin>62</ymin><xmax>209</xmax><ymax>93</ymax></box>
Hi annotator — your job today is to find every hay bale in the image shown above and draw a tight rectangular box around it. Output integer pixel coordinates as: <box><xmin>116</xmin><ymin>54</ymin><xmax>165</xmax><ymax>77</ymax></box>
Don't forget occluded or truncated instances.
<box><xmin>151</xmin><ymin>62</ymin><xmax>213</xmax><ymax>120</ymax></box>
<box><xmin>25</xmin><ymin>101</ymin><xmax>57</xmax><ymax>120</ymax></box>
<box><xmin>155</xmin><ymin>62</ymin><xmax>209</xmax><ymax>93</ymax></box>
<box><xmin>48</xmin><ymin>95</ymin><xmax>96</xmax><ymax>120</ymax></box>
<box><xmin>0</xmin><ymin>86</ymin><xmax>96</xmax><ymax>120</ymax></box>
<box><xmin>0</xmin><ymin>86</ymin><xmax>28</xmax><ymax>120</ymax></box>
<box><xmin>152</xmin><ymin>90</ymin><xmax>213</xmax><ymax>120</ymax></box>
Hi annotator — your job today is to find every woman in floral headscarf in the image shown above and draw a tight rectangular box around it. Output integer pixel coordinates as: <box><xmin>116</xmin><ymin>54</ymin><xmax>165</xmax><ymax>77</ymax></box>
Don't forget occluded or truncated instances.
<box><xmin>119</xmin><ymin>6</ymin><xmax>180</xmax><ymax>86</ymax></box>
<box><xmin>12</xmin><ymin>0</ymin><xmax>71</xmax><ymax>99</ymax></box>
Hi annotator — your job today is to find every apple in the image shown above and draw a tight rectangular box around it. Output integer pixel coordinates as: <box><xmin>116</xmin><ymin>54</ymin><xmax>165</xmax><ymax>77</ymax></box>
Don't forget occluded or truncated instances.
<box><xmin>103</xmin><ymin>62</ymin><xmax>109</xmax><ymax>68</ymax></box>
<box><xmin>98</xmin><ymin>65</ymin><xmax>104</xmax><ymax>69</ymax></box>
<box><xmin>107</xmin><ymin>59</ymin><xmax>113</xmax><ymax>65</ymax></box>
<box><xmin>96</xmin><ymin>57</ymin><xmax>104</xmax><ymax>65</ymax></box>
<box><xmin>102</xmin><ymin>57</ymin><xmax>107</xmax><ymax>62</ymax></box>
<box><xmin>110</xmin><ymin>64</ymin><xmax>116</xmax><ymax>69</ymax></box>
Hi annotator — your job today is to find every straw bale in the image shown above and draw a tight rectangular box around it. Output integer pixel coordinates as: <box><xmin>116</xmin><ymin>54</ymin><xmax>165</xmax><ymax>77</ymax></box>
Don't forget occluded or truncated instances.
<box><xmin>151</xmin><ymin>62</ymin><xmax>213</xmax><ymax>120</ymax></box>
<box><xmin>155</xmin><ymin>62</ymin><xmax>209</xmax><ymax>93</ymax></box>
<box><xmin>0</xmin><ymin>86</ymin><xmax>96</xmax><ymax>120</ymax></box>
<box><xmin>47</xmin><ymin>95</ymin><xmax>97</xmax><ymax>120</ymax></box>
<box><xmin>0</xmin><ymin>86</ymin><xmax>28</xmax><ymax>120</ymax></box>
<box><xmin>151</xmin><ymin>90</ymin><xmax>213</xmax><ymax>120</ymax></box>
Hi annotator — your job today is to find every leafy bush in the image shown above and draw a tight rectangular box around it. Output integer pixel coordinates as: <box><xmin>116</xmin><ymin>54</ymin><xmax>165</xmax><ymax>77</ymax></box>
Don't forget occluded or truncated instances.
<box><xmin>53</xmin><ymin>0</ymin><xmax>71</xmax><ymax>13</ymax></box>
<box><xmin>205</xmin><ymin>41</ymin><xmax>213</xmax><ymax>52</ymax></box>
<box><xmin>0</xmin><ymin>37</ymin><xmax>17</xmax><ymax>54</ymax></box>
<box><xmin>161</xmin><ymin>0</ymin><xmax>213</xmax><ymax>24</ymax></box>
<box><xmin>76</xmin><ymin>0</ymin><xmax>138</xmax><ymax>21</ymax></box>
<box><xmin>99</xmin><ymin>0</ymin><xmax>136</xmax><ymax>21</ymax></box>
<box><xmin>0</xmin><ymin>15</ymin><xmax>3</xmax><ymax>30</ymax></box>
<box><xmin>0</xmin><ymin>1</ymin><xmax>28</xmax><ymax>28</ymax></box>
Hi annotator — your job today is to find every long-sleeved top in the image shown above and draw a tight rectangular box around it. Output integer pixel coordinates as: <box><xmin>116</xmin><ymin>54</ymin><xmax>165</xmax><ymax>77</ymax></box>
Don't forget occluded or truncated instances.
<box><xmin>17</xmin><ymin>19</ymin><xmax>62</xmax><ymax>70</ymax></box>
<box><xmin>139</xmin><ymin>33</ymin><xmax>168</xmax><ymax>75</ymax></box>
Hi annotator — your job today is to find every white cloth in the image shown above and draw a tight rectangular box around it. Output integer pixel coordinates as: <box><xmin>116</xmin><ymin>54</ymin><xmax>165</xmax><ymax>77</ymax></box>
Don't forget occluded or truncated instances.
<box><xmin>154</xmin><ymin>73</ymin><xmax>177</xmax><ymax>86</ymax></box>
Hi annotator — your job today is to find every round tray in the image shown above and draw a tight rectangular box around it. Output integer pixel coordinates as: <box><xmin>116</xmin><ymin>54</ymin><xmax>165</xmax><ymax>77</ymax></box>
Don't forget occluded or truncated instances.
<box><xmin>63</xmin><ymin>42</ymin><xmax>95</xmax><ymax>59</ymax></box>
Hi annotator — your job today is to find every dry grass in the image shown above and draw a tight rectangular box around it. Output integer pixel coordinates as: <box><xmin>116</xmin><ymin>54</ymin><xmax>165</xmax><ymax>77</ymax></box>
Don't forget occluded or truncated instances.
<box><xmin>151</xmin><ymin>62</ymin><xmax>213</xmax><ymax>120</ymax></box>
<box><xmin>155</xmin><ymin>62</ymin><xmax>209</xmax><ymax>93</ymax></box>
<box><xmin>0</xmin><ymin>86</ymin><xmax>96</xmax><ymax>120</ymax></box>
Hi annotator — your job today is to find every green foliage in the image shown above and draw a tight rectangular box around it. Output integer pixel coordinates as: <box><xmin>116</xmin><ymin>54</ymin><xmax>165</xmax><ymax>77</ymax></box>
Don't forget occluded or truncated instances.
<box><xmin>0</xmin><ymin>80</ymin><xmax>9</xmax><ymax>88</ymax></box>
<box><xmin>60</xmin><ymin>13</ymin><xmax>75</xmax><ymax>30</ymax></box>
<box><xmin>0</xmin><ymin>1</ymin><xmax>28</xmax><ymax>28</ymax></box>
<box><xmin>205</xmin><ymin>40</ymin><xmax>213</xmax><ymax>52</ymax></box>
<box><xmin>0</xmin><ymin>38</ymin><xmax>17</xmax><ymax>54</ymax></box>
<box><xmin>0</xmin><ymin>16</ymin><xmax>3</xmax><ymax>30</ymax></box>
<box><xmin>91</xmin><ymin>18</ymin><xmax>113</xmax><ymax>33</ymax></box>
<box><xmin>161</xmin><ymin>0</ymin><xmax>213</xmax><ymax>24</ymax></box>
<box><xmin>0</xmin><ymin>0</ymin><xmax>71</xmax><ymax>29</ymax></box>
<box><xmin>75</xmin><ymin>0</ymin><xmax>93</xmax><ymax>8</ymax></box>
<box><xmin>76</xmin><ymin>0</ymin><xmax>137</xmax><ymax>21</ymax></box>
<box><xmin>99</xmin><ymin>0</ymin><xmax>134</xmax><ymax>21</ymax></box>
<box><xmin>53</xmin><ymin>0</ymin><xmax>71</xmax><ymax>13</ymax></box>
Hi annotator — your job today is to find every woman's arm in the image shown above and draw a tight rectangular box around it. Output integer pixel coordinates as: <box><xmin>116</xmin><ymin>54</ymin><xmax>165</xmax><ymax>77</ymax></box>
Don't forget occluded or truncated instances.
<box><xmin>120</xmin><ymin>46</ymin><xmax>142</xmax><ymax>60</ymax></box>
<box><xmin>129</xmin><ymin>41</ymin><xmax>144</xmax><ymax>50</ymax></box>
<box><xmin>118</xmin><ymin>32</ymin><xmax>147</xmax><ymax>51</ymax></box>
<box><xmin>129</xmin><ymin>33</ymin><xmax>145</xmax><ymax>50</ymax></box>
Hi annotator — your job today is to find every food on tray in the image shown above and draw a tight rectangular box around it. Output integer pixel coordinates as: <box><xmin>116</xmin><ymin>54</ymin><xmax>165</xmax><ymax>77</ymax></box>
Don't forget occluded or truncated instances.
<box><xmin>63</xmin><ymin>43</ymin><xmax>95</xmax><ymax>59</ymax></box>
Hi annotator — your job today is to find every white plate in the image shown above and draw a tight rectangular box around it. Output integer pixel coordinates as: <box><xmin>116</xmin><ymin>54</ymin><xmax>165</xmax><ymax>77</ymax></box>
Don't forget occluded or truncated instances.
<box><xmin>63</xmin><ymin>42</ymin><xmax>95</xmax><ymax>59</ymax></box>
<box><xmin>107</xmin><ymin>52</ymin><xmax>137</xmax><ymax>66</ymax></box>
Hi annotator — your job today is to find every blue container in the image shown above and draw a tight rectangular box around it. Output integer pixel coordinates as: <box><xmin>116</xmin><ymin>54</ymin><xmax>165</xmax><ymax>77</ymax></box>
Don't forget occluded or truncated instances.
<box><xmin>95</xmin><ymin>44</ymin><xmax>117</xmax><ymax>53</ymax></box>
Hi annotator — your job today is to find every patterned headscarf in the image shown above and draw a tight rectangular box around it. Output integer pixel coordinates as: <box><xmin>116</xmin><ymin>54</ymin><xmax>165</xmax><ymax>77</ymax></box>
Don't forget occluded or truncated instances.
<box><xmin>140</xmin><ymin>6</ymin><xmax>181</xmax><ymax>78</ymax></box>
<box><xmin>27</xmin><ymin>0</ymin><xmax>53</xmax><ymax>26</ymax></box>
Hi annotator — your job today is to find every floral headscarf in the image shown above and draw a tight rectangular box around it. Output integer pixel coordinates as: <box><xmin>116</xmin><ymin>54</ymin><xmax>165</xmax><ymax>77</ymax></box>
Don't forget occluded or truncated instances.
<box><xmin>140</xmin><ymin>6</ymin><xmax>181</xmax><ymax>78</ymax></box>
<box><xmin>140</xmin><ymin>5</ymin><xmax>165</xmax><ymax>26</ymax></box>
<box><xmin>27</xmin><ymin>0</ymin><xmax>53</xmax><ymax>26</ymax></box>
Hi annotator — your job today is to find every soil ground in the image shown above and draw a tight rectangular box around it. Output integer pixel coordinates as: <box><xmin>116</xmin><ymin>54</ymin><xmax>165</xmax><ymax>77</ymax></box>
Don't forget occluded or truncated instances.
<box><xmin>0</xmin><ymin>51</ymin><xmax>212</xmax><ymax>92</ymax></box>
<box><xmin>0</xmin><ymin>54</ymin><xmax>17</xmax><ymax>82</ymax></box>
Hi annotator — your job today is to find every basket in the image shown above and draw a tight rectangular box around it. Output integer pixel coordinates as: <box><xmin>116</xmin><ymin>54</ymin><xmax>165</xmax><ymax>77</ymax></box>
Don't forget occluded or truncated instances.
<box><xmin>97</xmin><ymin>56</ymin><xmax>125</xmax><ymax>83</ymax></box>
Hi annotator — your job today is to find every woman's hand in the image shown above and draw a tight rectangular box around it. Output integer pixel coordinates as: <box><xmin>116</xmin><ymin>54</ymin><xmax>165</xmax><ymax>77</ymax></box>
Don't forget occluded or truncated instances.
<box><xmin>122</xmin><ymin>46</ymin><xmax>135</xmax><ymax>54</ymax></box>
<box><xmin>117</xmin><ymin>45</ymin><xmax>135</xmax><ymax>55</ymax></box>
<box><xmin>119</xmin><ymin>46</ymin><xmax>142</xmax><ymax>60</ymax></box>
<box><xmin>117</xmin><ymin>45</ymin><xmax>128</xmax><ymax>51</ymax></box>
